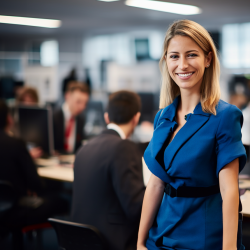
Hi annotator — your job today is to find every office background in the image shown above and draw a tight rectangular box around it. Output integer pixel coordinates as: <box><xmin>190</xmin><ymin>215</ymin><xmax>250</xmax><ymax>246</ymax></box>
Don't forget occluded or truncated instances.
<box><xmin>1</xmin><ymin>0</ymin><xmax>250</xmax><ymax>249</ymax></box>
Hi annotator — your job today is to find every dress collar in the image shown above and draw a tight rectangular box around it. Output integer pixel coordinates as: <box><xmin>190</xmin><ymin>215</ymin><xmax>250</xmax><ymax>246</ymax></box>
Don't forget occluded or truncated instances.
<box><xmin>160</xmin><ymin>95</ymin><xmax>211</xmax><ymax>122</ymax></box>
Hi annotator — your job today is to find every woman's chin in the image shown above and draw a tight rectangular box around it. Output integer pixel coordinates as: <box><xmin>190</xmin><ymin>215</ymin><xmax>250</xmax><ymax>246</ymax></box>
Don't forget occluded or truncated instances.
<box><xmin>176</xmin><ymin>81</ymin><xmax>201</xmax><ymax>91</ymax></box>
<box><xmin>178</xmin><ymin>84</ymin><xmax>196</xmax><ymax>90</ymax></box>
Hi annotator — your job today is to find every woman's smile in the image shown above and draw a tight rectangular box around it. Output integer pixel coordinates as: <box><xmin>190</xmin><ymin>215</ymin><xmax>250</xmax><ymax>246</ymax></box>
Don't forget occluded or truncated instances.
<box><xmin>176</xmin><ymin>72</ymin><xmax>195</xmax><ymax>80</ymax></box>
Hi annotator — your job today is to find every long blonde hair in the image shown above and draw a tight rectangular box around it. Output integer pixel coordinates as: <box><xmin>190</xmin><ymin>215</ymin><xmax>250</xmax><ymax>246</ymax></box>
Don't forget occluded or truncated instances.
<box><xmin>159</xmin><ymin>20</ymin><xmax>220</xmax><ymax>115</ymax></box>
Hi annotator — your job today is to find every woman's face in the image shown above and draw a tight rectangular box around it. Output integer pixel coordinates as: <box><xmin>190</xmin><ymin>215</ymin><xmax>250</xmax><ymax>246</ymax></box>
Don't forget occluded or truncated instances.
<box><xmin>166</xmin><ymin>35</ymin><xmax>211</xmax><ymax>92</ymax></box>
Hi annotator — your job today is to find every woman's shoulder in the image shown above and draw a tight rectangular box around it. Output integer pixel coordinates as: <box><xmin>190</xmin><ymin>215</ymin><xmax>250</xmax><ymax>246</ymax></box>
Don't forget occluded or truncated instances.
<box><xmin>213</xmin><ymin>100</ymin><xmax>243</xmax><ymax>130</ymax></box>
<box><xmin>215</xmin><ymin>99</ymin><xmax>242</xmax><ymax>118</ymax></box>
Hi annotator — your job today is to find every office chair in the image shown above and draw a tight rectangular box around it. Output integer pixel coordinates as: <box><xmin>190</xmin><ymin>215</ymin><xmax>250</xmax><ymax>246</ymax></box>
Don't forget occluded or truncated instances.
<box><xmin>0</xmin><ymin>181</ymin><xmax>16</xmax><ymax>220</ymax></box>
<box><xmin>0</xmin><ymin>180</ymin><xmax>51</xmax><ymax>249</ymax></box>
<box><xmin>48</xmin><ymin>218</ymin><xmax>106</xmax><ymax>250</ymax></box>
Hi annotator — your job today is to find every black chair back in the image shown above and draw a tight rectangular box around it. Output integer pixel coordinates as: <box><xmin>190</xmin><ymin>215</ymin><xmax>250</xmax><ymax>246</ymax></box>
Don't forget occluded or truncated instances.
<box><xmin>0</xmin><ymin>181</ymin><xmax>16</xmax><ymax>220</ymax></box>
<box><xmin>48</xmin><ymin>218</ymin><xmax>106</xmax><ymax>250</ymax></box>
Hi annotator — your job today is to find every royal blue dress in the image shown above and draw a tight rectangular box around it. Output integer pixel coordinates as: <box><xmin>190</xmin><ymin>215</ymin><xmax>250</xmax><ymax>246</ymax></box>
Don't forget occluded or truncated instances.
<box><xmin>144</xmin><ymin>96</ymin><xmax>247</xmax><ymax>250</ymax></box>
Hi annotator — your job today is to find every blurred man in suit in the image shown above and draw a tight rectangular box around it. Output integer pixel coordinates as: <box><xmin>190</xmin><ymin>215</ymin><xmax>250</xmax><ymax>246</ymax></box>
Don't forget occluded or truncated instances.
<box><xmin>53</xmin><ymin>83</ymin><xmax>89</xmax><ymax>154</ymax></box>
<box><xmin>71</xmin><ymin>90</ymin><xmax>145</xmax><ymax>250</ymax></box>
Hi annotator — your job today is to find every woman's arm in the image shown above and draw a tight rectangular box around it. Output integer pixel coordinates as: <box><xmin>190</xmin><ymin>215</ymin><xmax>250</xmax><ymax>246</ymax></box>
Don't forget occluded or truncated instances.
<box><xmin>137</xmin><ymin>173</ymin><xmax>165</xmax><ymax>249</ymax></box>
<box><xmin>219</xmin><ymin>158</ymin><xmax>239</xmax><ymax>250</ymax></box>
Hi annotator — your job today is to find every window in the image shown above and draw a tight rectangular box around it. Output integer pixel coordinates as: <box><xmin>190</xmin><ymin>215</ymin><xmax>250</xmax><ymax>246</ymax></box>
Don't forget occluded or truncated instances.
<box><xmin>222</xmin><ymin>23</ymin><xmax>250</xmax><ymax>68</ymax></box>
<box><xmin>40</xmin><ymin>40</ymin><xmax>59</xmax><ymax>66</ymax></box>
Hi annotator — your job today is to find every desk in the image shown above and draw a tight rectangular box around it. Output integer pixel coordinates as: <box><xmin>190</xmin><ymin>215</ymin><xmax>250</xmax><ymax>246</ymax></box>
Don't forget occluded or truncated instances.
<box><xmin>36</xmin><ymin>155</ymin><xmax>74</xmax><ymax>182</ymax></box>
<box><xmin>37</xmin><ymin>156</ymin><xmax>151</xmax><ymax>185</ymax></box>
<box><xmin>37</xmin><ymin>166</ymin><xmax>74</xmax><ymax>182</ymax></box>
<box><xmin>36</xmin><ymin>157</ymin><xmax>250</xmax><ymax>217</ymax></box>
<box><xmin>239</xmin><ymin>179</ymin><xmax>250</xmax><ymax>218</ymax></box>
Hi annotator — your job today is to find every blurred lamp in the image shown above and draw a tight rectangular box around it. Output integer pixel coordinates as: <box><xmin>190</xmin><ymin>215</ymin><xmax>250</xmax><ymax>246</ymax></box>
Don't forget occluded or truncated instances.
<box><xmin>125</xmin><ymin>0</ymin><xmax>201</xmax><ymax>15</ymax></box>
<box><xmin>0</xmin><ymin>15</ymin><xmax>61</xmax><ymax>28</ymax></box>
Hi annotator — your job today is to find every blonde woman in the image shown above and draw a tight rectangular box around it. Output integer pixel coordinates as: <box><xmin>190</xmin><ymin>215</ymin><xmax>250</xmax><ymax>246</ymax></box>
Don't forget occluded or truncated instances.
<box><xmin>137</xmin><ymin>20</ymin><xmax>246</xmax><ymax>250</ymax></box>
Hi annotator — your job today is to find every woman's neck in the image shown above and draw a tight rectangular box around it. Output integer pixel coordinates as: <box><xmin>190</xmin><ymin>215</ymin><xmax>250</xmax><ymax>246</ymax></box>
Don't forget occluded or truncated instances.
<box><xmin>178</xmin><ymin>90</ymin><xmax>201</xmax><ymax>114</ymax></box>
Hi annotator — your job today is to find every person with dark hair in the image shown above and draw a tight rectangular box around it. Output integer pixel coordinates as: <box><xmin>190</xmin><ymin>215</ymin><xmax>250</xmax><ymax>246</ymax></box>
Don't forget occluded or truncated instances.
<box><xmin>71</xmin><ymin>90</ymin><xmax>145</xmax><ymax>250</ymax></box>
<box><xmin>53</xmin><ymin>83</ymin><xmax>90</xmax><ymax>153</ymax></box>
<box><xmin>0</xmin><ymin>100</ymin><xmax>68</xmax><ymax>249</ymax></box>
<box><xmin>107</xmin><ymin>90</ymin><xmax>141</xmax><ymax>123</ymax></box>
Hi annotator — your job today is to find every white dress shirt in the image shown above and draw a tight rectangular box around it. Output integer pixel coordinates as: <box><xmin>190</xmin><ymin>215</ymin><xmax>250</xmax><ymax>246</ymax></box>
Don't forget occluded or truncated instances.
<box><xmin>107</xmin><ymin>123</ymin><xmax>126</xmax><ymax>139</ymax></box>
<box><xmin>62</xmin><ymin>102</ymin><xmax>76</xmax><ymax>153</ymax></box>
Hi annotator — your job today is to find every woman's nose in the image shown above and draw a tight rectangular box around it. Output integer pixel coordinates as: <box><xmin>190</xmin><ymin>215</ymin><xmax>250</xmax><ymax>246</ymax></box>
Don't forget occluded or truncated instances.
<box><xmin>179</xmin><ymin>56</ymin><xmax>188</xmax><ymax>70</ymax></box>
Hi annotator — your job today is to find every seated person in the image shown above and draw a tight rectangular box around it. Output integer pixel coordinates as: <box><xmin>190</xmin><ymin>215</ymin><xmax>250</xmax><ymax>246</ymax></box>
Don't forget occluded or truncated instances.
<box><xmin>71</xmin><ymin>90</ymin><xmax>146</xmax><ymax>250</ymax></box>
<box><xmin>0</xmin><ymin>99</ymin><xmax>43</xmax><ymax>200</ymax></box>
<box><xmin>16</xmin><ymin>86</ymin><xmax>39</xmax><ymax>105</ymax></box>
<box><xmin>0</xmin><ymin>100</ymin><xmax>68</xmax><ymax>248</ymax></box>
<box><xmin>53</xmin><ymin>83</ymin><xmax>89</xmax><ymax>154</ymax></box>
<box><xmin>16</xmin><ymin>86</ymin><xmax>42</xmax><ymax>158</ymax></box>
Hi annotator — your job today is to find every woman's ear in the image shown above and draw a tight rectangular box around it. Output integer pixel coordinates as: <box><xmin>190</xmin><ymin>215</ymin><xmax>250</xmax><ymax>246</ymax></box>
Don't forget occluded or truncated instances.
<box><xmin>205</xmin><ymin>51</ymin><xmax>212</xmax><ymax>68</ymax></box>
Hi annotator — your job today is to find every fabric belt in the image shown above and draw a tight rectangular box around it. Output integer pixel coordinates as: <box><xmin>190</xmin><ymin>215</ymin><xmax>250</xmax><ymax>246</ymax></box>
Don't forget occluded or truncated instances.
<box><xmin>164</xmin><ymin>183</ymin><xmax>243</xmax><ymax>220</ymax></box>
<box><xmin>164</xmin><ymin>183</ymin><xmax>220</xmax><ymax>198</ymax></box>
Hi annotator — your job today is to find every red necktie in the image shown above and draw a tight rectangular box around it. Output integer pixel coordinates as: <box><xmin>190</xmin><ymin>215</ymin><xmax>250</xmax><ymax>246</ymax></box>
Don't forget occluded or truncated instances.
<box><xmin>64</xmin><ymin>117</ymin><xmax>75</xmax><ymax>152</ymax></box>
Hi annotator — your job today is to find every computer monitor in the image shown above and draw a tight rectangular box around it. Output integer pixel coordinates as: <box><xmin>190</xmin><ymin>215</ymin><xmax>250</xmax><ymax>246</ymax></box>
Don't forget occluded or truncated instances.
<box><xmin>0</xmin><ymin>77</ymin><xmax>16</xmax><ymax>99</ymax></box>
<box><xmin>138</xmin><ymin>93</ymin><xmax>157</xmax><ymax>123</ymax></box>
<box><xmin>84</xmin><ymin>100</ymin><xmax>105</xmax><ymax>138</ymax></box>
<box><xmin>17</xmin><ymin>105</ymin><xmax>54</xmax><ymax>156</ymax></box>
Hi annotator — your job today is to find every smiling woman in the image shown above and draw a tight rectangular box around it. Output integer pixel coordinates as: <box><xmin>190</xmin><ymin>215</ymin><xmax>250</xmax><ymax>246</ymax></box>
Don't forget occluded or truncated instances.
<box><xmin>137</xmin><ymin>20</ymin><xmax>247</xmax><ymax>250</ymax></box>
<box><xmin>159</xmin><ymin>20</ymin><xmax>220</xmax><ymax>115</ymax></box>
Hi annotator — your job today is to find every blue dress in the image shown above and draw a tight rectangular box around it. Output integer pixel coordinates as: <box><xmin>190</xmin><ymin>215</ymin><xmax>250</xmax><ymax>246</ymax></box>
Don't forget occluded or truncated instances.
<box><xmin>144</xmin><ymin>96</ymin><xmax>247</xmax><ymax>250</ymax></box>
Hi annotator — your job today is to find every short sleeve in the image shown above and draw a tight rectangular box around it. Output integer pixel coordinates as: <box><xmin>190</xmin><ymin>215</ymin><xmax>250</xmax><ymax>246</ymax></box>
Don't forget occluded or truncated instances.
<box><xmin>216</xmin><ymin>105</ymin><xmax>247</xmax><ymax>177</ymax></box>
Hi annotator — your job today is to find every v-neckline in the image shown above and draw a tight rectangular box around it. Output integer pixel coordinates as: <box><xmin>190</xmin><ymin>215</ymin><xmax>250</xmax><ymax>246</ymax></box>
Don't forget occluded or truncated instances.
<box><xmin>167</xmin><ymin>114</ymin><xmax>188</xmax><ymax>148</ymax></box>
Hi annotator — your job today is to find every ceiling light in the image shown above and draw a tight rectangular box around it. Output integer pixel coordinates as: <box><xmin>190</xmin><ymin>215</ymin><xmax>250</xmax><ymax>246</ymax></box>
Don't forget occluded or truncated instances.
<box><xmin>98</xmin><ymin>0</ymin><xmax>120</xmax><ymax>2</ymax></box>
<box><xmin>0</xmin><ymin>15</ymin><xmax>61</xmax><ymax>28</ymax></box>
<box><xmin>125</xmin><ymin>0</ymin><xmax>202</xmax><ymax>15</ymax></box>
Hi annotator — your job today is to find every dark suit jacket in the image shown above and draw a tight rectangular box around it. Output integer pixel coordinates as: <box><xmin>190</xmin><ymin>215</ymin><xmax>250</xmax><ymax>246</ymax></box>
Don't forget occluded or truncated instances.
<box><xmin>0</xmin><ymin>130</ymin><xmax>43</xmax><ymax>197</ymax></box>
<box><xmin>71</xmin><ymin>129</ymin><xmax>145</xmax><ymax>250</ymax></box>
<box><xmin>53</xmin><ymin>108</ymin><xmax>85</xmax><ymax>153</ymax></box>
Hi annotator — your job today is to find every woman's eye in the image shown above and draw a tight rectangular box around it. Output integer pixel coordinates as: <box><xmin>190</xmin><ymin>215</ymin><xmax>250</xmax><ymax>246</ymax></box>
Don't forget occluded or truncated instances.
<box><xmin>170</xmin><ymin>55</ymin><xmax>178</xmax><ymax>59</ymax></box>
<box><xmin>188</xmin><ymin>53</ymin><xmax>198</xmax><ymax>57</ymax></box>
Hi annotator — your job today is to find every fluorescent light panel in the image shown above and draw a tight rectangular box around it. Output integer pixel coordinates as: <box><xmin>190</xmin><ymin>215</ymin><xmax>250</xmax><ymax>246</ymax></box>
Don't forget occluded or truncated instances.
<box><xmin>125</xmin><ymin>0</ymin><xmax>202</xmax><ymax>15</ymax></box>
<box><xmin>0</xmin><ymin>15</ymin><xmax>61</xmax><ymax>28</ymax></box>
<box><xmin>98</xmin><ymin>0</ymin><xmax>120</xmax><ymax>2</ymax></box>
